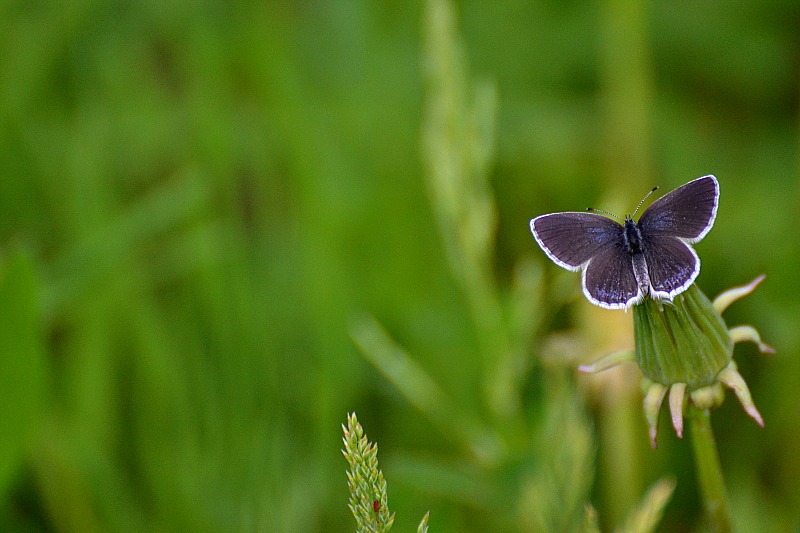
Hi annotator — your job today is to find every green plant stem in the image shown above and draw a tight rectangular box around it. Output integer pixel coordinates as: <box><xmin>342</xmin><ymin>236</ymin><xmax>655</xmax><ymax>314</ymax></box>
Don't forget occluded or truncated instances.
<box><xmin>688</xmin><ymin>407</ymin><xmax>733</xmax><ymax>533</ymax></box>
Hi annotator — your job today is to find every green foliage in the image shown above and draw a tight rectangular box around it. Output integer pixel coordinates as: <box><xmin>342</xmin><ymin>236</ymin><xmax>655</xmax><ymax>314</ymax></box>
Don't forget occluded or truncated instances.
<box><xmin>516</xmin><ymin>377</ymin><xmax>596</xmax><ymax>532</ymax></box>
<box><xmin>417</xmin><ymin>512</ymin><xmax>430</xmax><ymax>533</ymax></box>
<box><xmin>354</xmin><ymin>1</ymin><xmax>673</xmax><ymax>532</ymax></box>
<box><xmin>342</xmin><ymin>413</ymin><xmax>396</xmax><ymax>532</ymax></box>
<box><xmin>0</xmin><ymin>0</ymin><xmax>797</xmax><ymax>531</ymax></box>
<box><xmin>0</xmin><ymin>251</ymin><xmax>48</xmax><ymax>498</ymax></box>
<box><xmin>619</xmin><ymin>478</ymin><xmax>677</xmax><ymax>533</ymax></box>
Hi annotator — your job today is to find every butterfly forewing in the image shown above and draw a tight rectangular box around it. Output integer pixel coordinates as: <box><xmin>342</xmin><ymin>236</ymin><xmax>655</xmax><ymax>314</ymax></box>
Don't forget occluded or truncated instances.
<box><xmin>530</xmin><ymin>213</ymin><xmax>624</xmax><ymax>271</ymax></box>
<box><xmin>642</xmin><ymin>234</ymin><xmax>700</xmax><ymax>299</ymax></box>
<box><xmin>638</xmin><ymin>175</ymin><xmax>718</xmax><ymax>243</ymax></box>
<box><xmin>583</xmin><ymin>244</ymin><xmax>643</xmax><ymax>308</ymax></box>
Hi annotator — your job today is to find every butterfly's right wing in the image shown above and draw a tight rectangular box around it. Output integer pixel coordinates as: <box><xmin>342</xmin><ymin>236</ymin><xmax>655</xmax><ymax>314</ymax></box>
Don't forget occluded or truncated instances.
<box><xmin>530</xmin><ymin>212</ymin><xmax>623</xmax><ymax>270</ymax></box>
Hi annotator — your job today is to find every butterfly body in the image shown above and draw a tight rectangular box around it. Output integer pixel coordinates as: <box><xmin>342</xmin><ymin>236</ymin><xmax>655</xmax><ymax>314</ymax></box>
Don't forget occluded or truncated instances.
<box><xmin>530</xmin><ymin>175</ymin><xmax>719</xmax><ymax>310</ymax></box>
<box><xmin>622</xmin><ymin>219</ymin><xmax>644</xmax><ymax>255</ymax></box>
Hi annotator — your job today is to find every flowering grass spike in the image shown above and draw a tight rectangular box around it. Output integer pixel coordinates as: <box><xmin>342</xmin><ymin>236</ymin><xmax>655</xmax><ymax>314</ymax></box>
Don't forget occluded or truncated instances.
<box><xmin>342</xmin><ymin>413</ymin><xmax>395</xmax><ymax>533</ymax></box>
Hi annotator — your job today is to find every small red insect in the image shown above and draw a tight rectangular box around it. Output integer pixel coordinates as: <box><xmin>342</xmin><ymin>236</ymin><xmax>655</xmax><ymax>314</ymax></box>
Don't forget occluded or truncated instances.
<box><xmin>373</xmin><ymin>500</ymin><xmax>380</xmax><ymax>513</ymax></box>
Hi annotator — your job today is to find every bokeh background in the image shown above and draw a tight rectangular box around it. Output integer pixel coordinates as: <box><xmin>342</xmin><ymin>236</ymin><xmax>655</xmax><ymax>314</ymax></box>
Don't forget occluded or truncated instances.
<box><xmin>1</xmin><ymin>0</ymin><xmax>799</xmax><ymax>531</ymax></box>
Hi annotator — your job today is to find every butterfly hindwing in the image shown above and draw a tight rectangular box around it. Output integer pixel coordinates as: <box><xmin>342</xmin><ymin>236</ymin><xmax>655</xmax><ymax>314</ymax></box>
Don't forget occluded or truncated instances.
<box><xmin>583</xmin><ymin>243</ymin><xmax>643</xmax><ymax>309</ymax></box>
<box><xmin>642</xmin><ymin>234</ymin><xmax>700</xmax><ymax>299</ymax></box>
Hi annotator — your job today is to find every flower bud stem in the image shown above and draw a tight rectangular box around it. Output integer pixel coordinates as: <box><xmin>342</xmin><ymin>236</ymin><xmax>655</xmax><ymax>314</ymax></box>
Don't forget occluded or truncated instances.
<box><xmin>688</xmin><ymin>406</ymin><xmax>733</xmax><ymax>533</ymax></box>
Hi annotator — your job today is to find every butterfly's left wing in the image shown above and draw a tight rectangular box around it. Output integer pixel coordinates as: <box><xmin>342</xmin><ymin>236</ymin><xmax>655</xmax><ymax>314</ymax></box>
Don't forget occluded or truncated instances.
<box><xmin>530</xmin><ymin>212</ymin><xmax>623</xmax><ymax>271</ymax></box>
<box><xmin>638</xmin><ymin>175</ymin><xmax>719</xmax><ymax>243</ymax></box>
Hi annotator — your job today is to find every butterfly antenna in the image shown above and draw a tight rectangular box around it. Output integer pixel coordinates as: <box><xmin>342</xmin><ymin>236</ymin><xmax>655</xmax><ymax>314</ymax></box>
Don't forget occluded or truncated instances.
<box><xmin>586</xmin><ymin>207</ymin><xmax>623</xmax><ymax>221</ymax></box>
<box><xmin>631</xmin><ymin>186</ymin><xmax>659</xmax><ymax>218</ymax></box>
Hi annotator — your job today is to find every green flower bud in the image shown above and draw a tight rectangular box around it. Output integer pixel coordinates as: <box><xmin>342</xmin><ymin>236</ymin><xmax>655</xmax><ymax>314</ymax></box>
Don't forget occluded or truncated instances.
<box><xmin>580</xmin><ymin>276</ymin><xmax>773</xmax><ymax>448</ymax></box>
<box><xmin>633</xmin><ymin>284</ymin><xmax>731</xmax><ymax>389</ymax></box>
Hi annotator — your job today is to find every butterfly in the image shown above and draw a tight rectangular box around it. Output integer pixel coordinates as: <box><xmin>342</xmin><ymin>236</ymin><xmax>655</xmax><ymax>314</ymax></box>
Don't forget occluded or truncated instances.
<box><xmin>529</xmin><ymin>175</ymin><xmax>719</xmax><ymax>310</ymax></box>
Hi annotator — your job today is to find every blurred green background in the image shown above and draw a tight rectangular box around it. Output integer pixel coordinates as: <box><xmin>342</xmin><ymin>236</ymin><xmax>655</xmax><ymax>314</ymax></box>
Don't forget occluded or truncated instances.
<box><xmin>1</xmin><ymin>0</ymin><xmax>799</xmax><ymax>531</ymax></box>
